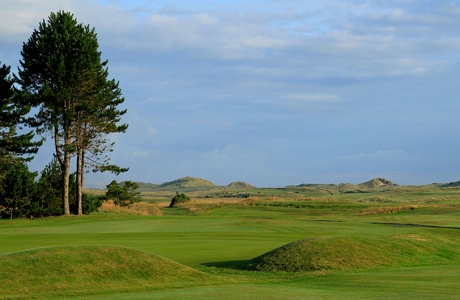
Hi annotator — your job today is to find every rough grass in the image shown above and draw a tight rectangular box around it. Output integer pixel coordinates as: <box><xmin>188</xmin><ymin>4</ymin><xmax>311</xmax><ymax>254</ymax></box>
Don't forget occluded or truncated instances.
<box><xmin>98</xmin><ymin>200</ymin><xmax>164</xmax><ymax>216</ymax></box>
<box><xmin>356</xmin><ymin>203</ymin><xmax>458</xmax><ymax>216</ymax></box>
<box><xmin>356</xmin><ymin>204</ymin><xmax>424</xmax><ymax>216</ymax></box>
<box><xmin>173</xmin><ymin>197</ymin><xmax>263</xmax><ymax>212</ymax></box>
<box><xmin>245</xmin><ymin>235</ymin><xmax>460</xmax><ymax>272</ymax></box>
<box><xmin>0</xmin><ymin>245</ymin><xmax>212</xmax><ymax>299</ymax></box>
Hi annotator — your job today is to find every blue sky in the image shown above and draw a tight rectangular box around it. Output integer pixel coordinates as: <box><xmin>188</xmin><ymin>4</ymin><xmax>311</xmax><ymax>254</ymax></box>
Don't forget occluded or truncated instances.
<box><xmin>1</xmin><ymin>0</ymin><xmax>460</xmax><ymax>187</ymax></box>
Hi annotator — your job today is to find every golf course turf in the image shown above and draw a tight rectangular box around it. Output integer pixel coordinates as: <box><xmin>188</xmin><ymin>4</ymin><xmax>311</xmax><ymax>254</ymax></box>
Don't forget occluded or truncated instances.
<box><xmin>1</xmin><ymin>187</ymin><xmax>460</xmax><ymax>299</ymax></box>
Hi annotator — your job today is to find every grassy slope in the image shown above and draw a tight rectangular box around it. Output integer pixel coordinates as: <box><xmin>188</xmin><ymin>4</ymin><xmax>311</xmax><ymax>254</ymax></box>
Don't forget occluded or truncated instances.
<box><xmin>0</xmin><ymin>245</ymin><xmax>212</xmax><ymax>299</ymax></box>
<box><xmin>246</xmin><ymin>234</ymin><xmax>460</xmax><ymax>272</ymax></box>
<box><xmin>1</xmin><ymin>189</ymin><xmax>460</xmax><ymax>299</ymax></box>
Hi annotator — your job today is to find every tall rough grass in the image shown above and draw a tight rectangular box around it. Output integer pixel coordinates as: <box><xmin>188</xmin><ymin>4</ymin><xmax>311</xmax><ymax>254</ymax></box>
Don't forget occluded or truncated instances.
<box><xmin>357</xmin><ymin>205</ymin><xmax>424</xmax><ymax>216</ymax></box>
<box><xmin>174</xmin><ymin>197</ymin><xmax>263</xmax><ymax>212</ymax></box>
<box><xmin>356</xmin><ymin>203</ymin><xmax>457</xmax><ymax>216</ymax></box>
<box><xmin>98</xmin><ymin>200</ymin><xmax>163</xmax><ymax>216</ymax></box>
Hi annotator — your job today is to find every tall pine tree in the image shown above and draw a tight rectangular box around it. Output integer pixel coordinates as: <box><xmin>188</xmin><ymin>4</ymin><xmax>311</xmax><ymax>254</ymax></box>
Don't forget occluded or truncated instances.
<box><xmin>74</xmin><ymin>69</ymin><xmax>128</xmax><ymax>215</ymax></box>
<box><xmin>0</xmin><ymin>62</ymin><xmax>41</xmax><ymax>184</ymax></box>
<box><xmin>16</xmin><ymin>11</ymin><xmax>127</xmax><ymax>215</ymax></box>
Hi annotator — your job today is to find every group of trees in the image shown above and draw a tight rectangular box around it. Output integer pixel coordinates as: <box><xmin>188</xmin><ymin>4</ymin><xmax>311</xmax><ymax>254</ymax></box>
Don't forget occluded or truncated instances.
<box><xmin>0</xmin><ymin>11</ymin><xmax>128</xmax><ymax>218</ymax></box>
<box><xmin>0</xmin><ymin>159</ymin><xmax>102</xmax><ymax>219</ymax></box>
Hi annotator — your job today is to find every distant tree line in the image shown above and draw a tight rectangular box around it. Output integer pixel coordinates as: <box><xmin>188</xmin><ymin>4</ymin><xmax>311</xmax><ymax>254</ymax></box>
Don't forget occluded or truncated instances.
<box><xmin>0</xmin><ymin>11</ymin><xmax>128</xmax><ymax>218</ymax></box>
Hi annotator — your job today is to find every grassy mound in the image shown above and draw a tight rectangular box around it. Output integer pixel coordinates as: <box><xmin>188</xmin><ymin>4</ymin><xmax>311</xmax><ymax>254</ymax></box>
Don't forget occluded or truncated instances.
<box><xmin>227</xmin><ymin>181</ymin><xmax>257</xmax><ymax>189</ymax></box>
<box><xmin>0</xmin><ymin>245</ymin><xmax>211</xmax><ymax>298</ymax></box>
<box><xmin>358</xmin><ymin>178</ymin><xmax>397</xmax><ymax>189</ymax></box>
<box><xmin>245</xmin><ymin>235</ymin><xmax>460</xmax><ymax>272</ymax></box>
<box><xmin>160</xmin><ymin>176</ymin><xmax>215</xmax><ymax>189</ymax></box>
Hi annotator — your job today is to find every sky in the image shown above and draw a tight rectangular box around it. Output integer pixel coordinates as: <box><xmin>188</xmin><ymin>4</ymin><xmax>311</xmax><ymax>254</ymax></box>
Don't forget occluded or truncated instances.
<box><xmin>1</xmin><ymin>0</ymin><xmax>460</xmax><ymax>188</ymax></box>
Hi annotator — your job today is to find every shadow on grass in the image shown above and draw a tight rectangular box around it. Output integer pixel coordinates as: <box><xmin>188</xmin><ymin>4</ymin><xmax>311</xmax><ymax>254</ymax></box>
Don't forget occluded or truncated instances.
<box><xmin>202</xmin><ymin>259</ymin><xmax>251</xmax><ymax>270</ymax></box>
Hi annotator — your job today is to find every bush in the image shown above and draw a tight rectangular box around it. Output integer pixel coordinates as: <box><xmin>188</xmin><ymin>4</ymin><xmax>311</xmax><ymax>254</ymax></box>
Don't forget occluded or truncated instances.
<box><xmin>105</xmin><ymin>180</ymin><xmax>140</xmax><ymax>206</ymax></box>
<box><xmin>33</xmin><ymin>158</ymin><xmax>63</xmax><ymax>217</ymax></box>
<box><xmin>169</xmin><ymin>193</ymin><xmax>190</xmax><ymax>207</ymax></box>
<box><xmin>81</xmin><ymin>194</ymin><xmax>104</xmax><ymax>214</ymax></box>
<box><xmin>0</xmin><ymin>160</ymin><xmax>37</xmax><ymax>219</ymax></box>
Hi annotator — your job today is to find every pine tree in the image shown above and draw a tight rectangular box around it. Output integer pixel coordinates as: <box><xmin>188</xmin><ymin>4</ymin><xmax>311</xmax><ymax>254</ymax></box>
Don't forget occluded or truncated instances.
<box><xmin>106</xmin><ymin>180</ymin><xmax>140</xmax><ymax>206</ymax></box>
<box><xmin>0</xmin><ymin>62</ymin><xmax>41</xmax><ymax>181</ymax></box>
<box><xmin>0</xmin><ymin>160</ymin><xmax>37</xmax><ymax>219</ymax></box>
<box><xmin>16</xmin><ymin>11</ymin><xmax>127</xmax><ymax>215</ymax></box>
<box><xmin>33</xmin><ymin>158</ymin><xmax>64</xmax><ymax>217</ymax></box>
<box><xmin>74</xmin><ymin>71</ymin><xmax>128</xmax><ymax>215</ymax></box>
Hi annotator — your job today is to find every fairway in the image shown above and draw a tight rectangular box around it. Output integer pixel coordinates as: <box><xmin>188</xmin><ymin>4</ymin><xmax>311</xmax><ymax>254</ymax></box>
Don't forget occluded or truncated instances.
<box><xmin>1</xmin><ymin>189</ymin><xmax>460</xmax><ymax>299</ymax></box>
<box><xmin>3</xmin><ymin>1</ymin><xmax>460</xmax><ymax>298</ymax></box>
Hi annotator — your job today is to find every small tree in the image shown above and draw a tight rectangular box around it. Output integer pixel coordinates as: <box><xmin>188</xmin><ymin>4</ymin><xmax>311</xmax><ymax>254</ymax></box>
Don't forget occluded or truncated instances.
<box><xmin>0</xmin><ymin>161</ymin><xmax>37</xmax><ymax>219</ymax></box>
<box><xmin>169</xmin><ymin>193</ymin><xmax>190</xmax><ymax>207</ymax></box>
<box><xmin>33</xmin><ymin>158</ymin><xmax>64</xmax><ymax>217</ymax></box>
<box><xmin>79</xmin><ymin>193</ymin><xmax>104</xmax><ymax>215</ymax></box>
<box><xmin>105</xmin><ymin>180</ymin><xmax>140</xmax><ymax>206</ymax></box>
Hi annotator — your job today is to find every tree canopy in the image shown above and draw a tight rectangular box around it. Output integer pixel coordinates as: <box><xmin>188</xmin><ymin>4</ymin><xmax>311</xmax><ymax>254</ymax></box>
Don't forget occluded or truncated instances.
<box><xmin>106</xmin><ymin>180</ymin><xmax>140</xmax><ymax>206</ymax></box>
<box><xmin>0</xmin><ymin>62</ymin><xmax>41</xmax><ymax>169</ymax></box>
<box><xmin>16</xmin><ymin>11</ymin><xmax>127</xmax><ymax>215</ymax></box>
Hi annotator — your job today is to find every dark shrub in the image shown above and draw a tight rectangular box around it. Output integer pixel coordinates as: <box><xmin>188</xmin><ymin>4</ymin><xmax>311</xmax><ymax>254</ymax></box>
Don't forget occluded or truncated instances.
<box><xmin>169</xmin><ymin>193</ymin><xmax>190</xmax><ymax>207</ymax></box>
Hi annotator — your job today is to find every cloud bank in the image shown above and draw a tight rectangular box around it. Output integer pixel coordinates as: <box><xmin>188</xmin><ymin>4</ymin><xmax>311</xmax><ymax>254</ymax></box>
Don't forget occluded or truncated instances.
<box><xmin>1</xmin><ymin>0</ymin><xmax>460</xmax><ymax>187</ymax></box>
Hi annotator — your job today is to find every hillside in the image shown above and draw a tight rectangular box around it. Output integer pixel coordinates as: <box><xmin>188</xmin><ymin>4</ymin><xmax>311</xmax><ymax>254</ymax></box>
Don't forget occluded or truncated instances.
<box><xmin>441</xmin><ymin>181</ymin><xmax>460</xmax><ymax>188</ymax></box>
<box><xmin>129</xmin><ymin>177</ymin><xmax>257</xmax><ymax>194</ymax></box>
<box><xmin>227</xmin><ymin>181</ymin><xmax>257</xmax><ymax>189</ymax></box>
<box><xmin>160</xmin><ymin>176</ymin><xmax>215</xmax><ymax>189</ymax></box>
<box><xmin>292</xmin><ymin>178</ymin><xmax>398</xmax><ymax>192</ymax></box>
<box><xmin>338</xmin><ymin>183</ymin><xmax>359</xmax><ymax>192</ymax></box>
<box><xmin>133</xmin><ymin>182</ymin><xmax>159</xmax><ymax>192</ymax></box>
<box><xmin>358</xmin><ymin>178</ymin><xmax>398</xmax><ymax>189</ymax></box>
<box><xmin>107</xmin><ymin>177</ymin><xmax>460</xmax><ymax>197</ymax></box>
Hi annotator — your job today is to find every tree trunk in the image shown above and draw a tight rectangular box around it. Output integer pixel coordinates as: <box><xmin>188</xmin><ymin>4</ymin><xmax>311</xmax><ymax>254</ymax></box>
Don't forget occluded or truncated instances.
<box><xmin>80</xmin><ymin>149</ymin><xmax>85</xmax><ymax>205</ymax></box>
<box><xmin>55</xmin><ymin>129</ymin><xmax>70</xmax><ymax>215</ymax></box>
<box><xmin>61</xmin><ymin>130</ymin><xmax>72</xmax><ymax>216</ymax></box>
<box><xmin>62</xmin><ymin>150</ymin><xmax>71</xmax><ymax>215</ymax></box>
<box><xmin>76</xmin><ymin>147</ymin><xmax>83</xmax><ymax>215</ymax></box>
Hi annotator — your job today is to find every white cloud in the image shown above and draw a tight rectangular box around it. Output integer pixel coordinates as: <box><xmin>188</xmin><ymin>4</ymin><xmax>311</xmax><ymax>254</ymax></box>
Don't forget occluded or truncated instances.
<box><xmin>4</xmin><ymin>0</ymin><xmax>460</xmax><ymax>187</ymax></box>
<box><xmin>0</xmin><ymin>0</ymin><xmax>96</xmax><ymax>40</ymax></box>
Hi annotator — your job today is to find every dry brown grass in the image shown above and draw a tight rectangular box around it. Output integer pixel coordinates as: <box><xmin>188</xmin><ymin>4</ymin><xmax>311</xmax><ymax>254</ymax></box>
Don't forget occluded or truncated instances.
<box><xmin>175</xmin><ymin>197</ymin><xmax>264</xmax><ymax>212</ymax></box>
<box><xmin>99</xmin><ymin>200</ymin><xmax>164</xmax><ymax>216</ymax></box>
<box><xmin>356</xmin><ymin>205</ymin><xmax>425</xmax><ymax>216</ymax></box>
<box><xmin>392</xmin><ymin>234</ymin><xmax>430</xmax><ymax>242</ymax></box>
<box><xmin>357</xmin><ymin>203</ymin><xmax>460</xmax><ymax>216</ymax></box>
<box><xmin>298</xmin><ymin>197</ymin><xmax>321</xmax><ymax>201</ymax></box>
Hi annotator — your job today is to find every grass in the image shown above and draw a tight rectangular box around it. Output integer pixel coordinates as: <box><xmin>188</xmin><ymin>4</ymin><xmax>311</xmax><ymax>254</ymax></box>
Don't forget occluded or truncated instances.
<box><xmin>0</xmin><ymin>245</ymin><xmax>213</xmax><ymax>299</ymax></box>
<box><xmin>98</xmin><ymin>200</ymin><xmax>164</xmax><ymax>215</ymax></box>
<box><xmin>245</xmin><ymin>234</ymin><xmax>460</xmax><ymax>272</ymax></box>
<box><xmin>1</xmin><ymin>188</ymin><xmax>460</xmax><ymax>299</ymax></box>
<box><xmin>64</xmin><ymin>265</ymin><xmax>460</xmax><ymax>300</ymax></box>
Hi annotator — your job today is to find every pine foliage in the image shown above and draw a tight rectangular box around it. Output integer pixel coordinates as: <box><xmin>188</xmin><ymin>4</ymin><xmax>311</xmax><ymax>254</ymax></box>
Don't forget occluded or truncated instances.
<box><xmin>16</xmin><ymin>11</ymin><xmax>127</xmax><ymax>215</ymax></box>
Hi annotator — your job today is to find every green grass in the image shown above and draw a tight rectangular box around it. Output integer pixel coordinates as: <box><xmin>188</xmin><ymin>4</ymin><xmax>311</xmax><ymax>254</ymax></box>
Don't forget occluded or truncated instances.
<box><xmin>64</xmin><ymin>265</ymin><xmax>460</xmax><ymax>300</ymax></box>
<box><xmin>0</xmin><ymin>245</ymin><xmax>212</xmax><ymax>299</ymax></box>
<box><xmin>1</xmin><ymin>188</ymin><xmax>460</xmax><ymax>299</ymax></box>
<box><xmin>246</xmin><ymin>234</ymin><xmax>460</xmax><ymax>272</ymax></box>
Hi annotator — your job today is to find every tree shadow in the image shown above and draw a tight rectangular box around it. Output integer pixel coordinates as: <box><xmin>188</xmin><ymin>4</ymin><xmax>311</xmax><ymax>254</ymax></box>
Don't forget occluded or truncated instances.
<box><xmin>202</xmin><ymin>259</ymin><xmax>251</xmax><ymax>270</ymax></box>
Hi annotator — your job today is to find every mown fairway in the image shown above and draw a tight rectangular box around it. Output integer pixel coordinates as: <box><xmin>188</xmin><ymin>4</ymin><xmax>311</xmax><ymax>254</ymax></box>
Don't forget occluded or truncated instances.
<box><xmin>1</xmin><ymin>188</ymin><xmax>460</xmax><ymax>299</ymax></box>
